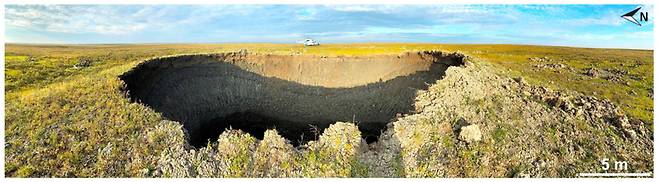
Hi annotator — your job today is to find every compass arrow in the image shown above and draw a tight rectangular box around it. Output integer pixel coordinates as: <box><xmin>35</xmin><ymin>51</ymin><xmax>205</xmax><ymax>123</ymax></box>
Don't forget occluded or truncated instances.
<box><xmin>621</xmin><ymin>7</ymin><xmax>642</xmax><ymax>26</ymax></box>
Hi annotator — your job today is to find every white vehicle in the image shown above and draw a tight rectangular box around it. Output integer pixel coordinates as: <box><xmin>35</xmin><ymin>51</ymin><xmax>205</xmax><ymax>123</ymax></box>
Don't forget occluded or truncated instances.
<box><xmin>303</xmin><ymin>39</ymin><xmax>320</xmax><ymax>46</ymax></box>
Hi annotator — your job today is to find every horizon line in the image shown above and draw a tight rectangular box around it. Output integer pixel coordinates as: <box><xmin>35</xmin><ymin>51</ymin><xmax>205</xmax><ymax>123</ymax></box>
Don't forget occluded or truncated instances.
<box><xmin>5</xmin><ymin>42</ymin><xmax>654</xmax><ymax>51</ymax></box>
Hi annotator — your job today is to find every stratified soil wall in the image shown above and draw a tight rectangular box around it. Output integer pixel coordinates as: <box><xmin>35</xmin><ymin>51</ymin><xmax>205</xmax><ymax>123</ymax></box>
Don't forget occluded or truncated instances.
<box><xmin>120</xmin><ymin>51</ymin><xmax>465</xmax><ymax>147</ymax></box>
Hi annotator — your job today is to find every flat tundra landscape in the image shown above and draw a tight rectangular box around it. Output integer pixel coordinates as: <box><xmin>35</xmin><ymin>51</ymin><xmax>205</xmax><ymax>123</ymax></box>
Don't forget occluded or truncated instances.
<box><xmin>3</xmin><ymin>43</ymin><xmax>654</xmax><ymax>177</ymax></box>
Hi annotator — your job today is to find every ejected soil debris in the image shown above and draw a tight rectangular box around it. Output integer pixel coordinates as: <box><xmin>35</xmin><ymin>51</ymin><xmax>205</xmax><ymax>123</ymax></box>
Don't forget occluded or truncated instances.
<box><xmin>534</xmin><ymin>63</ymin><xmax>566</xmax><ymax>69</ymax></box>
<box><xmin>458</xmin><ymin>124</ymin><xmax>482</xmax><ymax>144</ymax></box>
<box><xmin>74</xmin><ymin>57</ymin><xmax>94</xmax><ymax>69</ymax></box>
<box><xmin>581</xmin><ymin>67</ymin><xmax>637</xmax><ymax>84</ymax></box>
<box><xmin>584</xmin><ymin>67</ymin><xmax>600</xmax><ymax>77</ymax></box>
<box><xmin>528</xmin><ymin>56</ymin><xmax>554</xmax><ymax>62</ymax></box>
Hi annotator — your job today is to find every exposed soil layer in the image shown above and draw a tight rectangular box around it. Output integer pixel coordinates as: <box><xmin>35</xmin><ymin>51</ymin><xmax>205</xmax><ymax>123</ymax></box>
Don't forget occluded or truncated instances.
<box><xmin>120</xmin><ymin>51</ymin><xmax>465</xmax><ymax>147</ymax></box>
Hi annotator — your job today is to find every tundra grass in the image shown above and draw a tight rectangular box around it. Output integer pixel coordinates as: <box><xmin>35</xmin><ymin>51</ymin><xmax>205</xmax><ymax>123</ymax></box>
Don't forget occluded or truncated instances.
<box><xmin>4</xmin><ymin>43</ymin><xmax>653</xmax><ymax>176</ymax></box>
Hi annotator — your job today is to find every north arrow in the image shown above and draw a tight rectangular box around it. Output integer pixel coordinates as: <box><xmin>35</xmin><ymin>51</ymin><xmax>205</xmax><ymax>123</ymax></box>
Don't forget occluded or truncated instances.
<box><xmin>622</xmin><ymin>7</ymin><xmax>642</xmax><ymax>26</ymax></box>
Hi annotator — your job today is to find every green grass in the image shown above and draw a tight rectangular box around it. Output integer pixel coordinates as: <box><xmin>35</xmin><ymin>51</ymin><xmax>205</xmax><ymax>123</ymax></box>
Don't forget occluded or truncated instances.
<box><xmin>492</xmin><ymin>126</ymin><xmax>508</xmax><ymax>143</ymax></box>
<box><xmin>458</xmin><ymin>45</ymin><xmax>653</xmax><ymax>125</ymax></box>
<box><xmin>7</xmin><ymin>43</ymin><xmax>650</xmax><ymax>123</ymax></box>
<box><xmin>4</xmin><ymin>43</ymin><xmax>653</xmax><ymax>177</ymax></box>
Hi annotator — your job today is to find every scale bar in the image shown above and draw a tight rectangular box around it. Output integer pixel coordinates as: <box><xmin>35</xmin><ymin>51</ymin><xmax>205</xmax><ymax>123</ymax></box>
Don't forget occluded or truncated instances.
<box><xmin>578</xmin><ymin>173</ymin><xmax>652</xmax><ymax>177</ymax></box>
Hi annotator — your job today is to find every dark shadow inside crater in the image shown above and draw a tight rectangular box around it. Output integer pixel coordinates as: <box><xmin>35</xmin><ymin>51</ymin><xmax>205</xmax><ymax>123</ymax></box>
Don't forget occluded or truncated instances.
<box><xmin>120</xmin><ymin>52</ymin><xmax>465</xmax><ymax>148</ymax></box>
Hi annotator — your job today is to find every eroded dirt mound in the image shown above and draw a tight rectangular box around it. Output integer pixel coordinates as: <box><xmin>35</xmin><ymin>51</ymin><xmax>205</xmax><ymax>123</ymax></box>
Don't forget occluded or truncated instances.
<box><xmin>120</xmin><ymin>51</ymin><xmax>465</xmax><ymax>147</ymax></box>
<box><xmin>363</xmin><ymin>61</ymin><xmax>653</xmax><ymax>177</ymax></box>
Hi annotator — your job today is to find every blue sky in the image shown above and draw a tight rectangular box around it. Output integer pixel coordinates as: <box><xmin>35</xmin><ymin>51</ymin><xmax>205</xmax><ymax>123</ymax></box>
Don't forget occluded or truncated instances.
<box><xmin>4</xmin><ymin>4</ymin><xmax>654</xmax><ymax>49</ymax></box>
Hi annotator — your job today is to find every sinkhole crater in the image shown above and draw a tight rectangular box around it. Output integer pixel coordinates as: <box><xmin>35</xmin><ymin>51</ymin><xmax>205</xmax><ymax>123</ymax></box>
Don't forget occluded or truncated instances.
<box><xmin>120</xmin><ymin>51</ymin><xmax>465</xmax><ymax>148</ymax></box>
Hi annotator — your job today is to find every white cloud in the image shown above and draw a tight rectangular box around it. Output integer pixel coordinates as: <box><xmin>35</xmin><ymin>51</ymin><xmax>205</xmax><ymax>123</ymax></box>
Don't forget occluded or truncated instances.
<box><xmin>519</xmin><ymin>5</ymin><xmax>567</xmax><ymax>15</ymax></box>
<box><xmin>5</xmin><ymin>5</ymin><xmax>153</xmax><ymax>35</ymax></box>
<box><xmin>326</xmin><ymin>5</ymin><xmax>399</xmax><ymax>13</ymax></box>
<box><xmin>565</xmin><ymin>12</ymin><xmax>626</xmax><ymax>26</ymax></box>
<box><xmin>172</xmin><ymin>5</ymin><xmax>262</xmax><ymax>25</ymax></box>
<box><xmin>295</xmin><ymin>8</ymin><xmax>318</xmax><ymax>21</ymax></box>
<box><xmin>363</xmin><ymin>25</ymin><xmax>477</xmax><ymax>35</ymax></box>
<box><xmin>327</xmin><ymin>5</ymin><xmax>494</xmax><ymax>15</ymax></box>
<box><xmin>4</xmin><ymin>5</ymin><xmax>263</xmax><ymax>35</ymax></box>
<box><xmin>4</xmin><ymin>5</ymin><xmax>652</xmax><ymax>49</ymax></box>
<box><xmin>428</xmin><ymin>5</ymin><xmax>492</xmax><ymax>14</ymax></box>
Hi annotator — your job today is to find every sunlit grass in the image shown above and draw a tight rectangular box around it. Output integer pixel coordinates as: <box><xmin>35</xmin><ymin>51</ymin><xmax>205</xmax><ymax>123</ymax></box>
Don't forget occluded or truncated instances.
<box><xmin>4</xmin><ymin>43</ymin><xmax>652</xmax><ymax>177</ymax></box>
